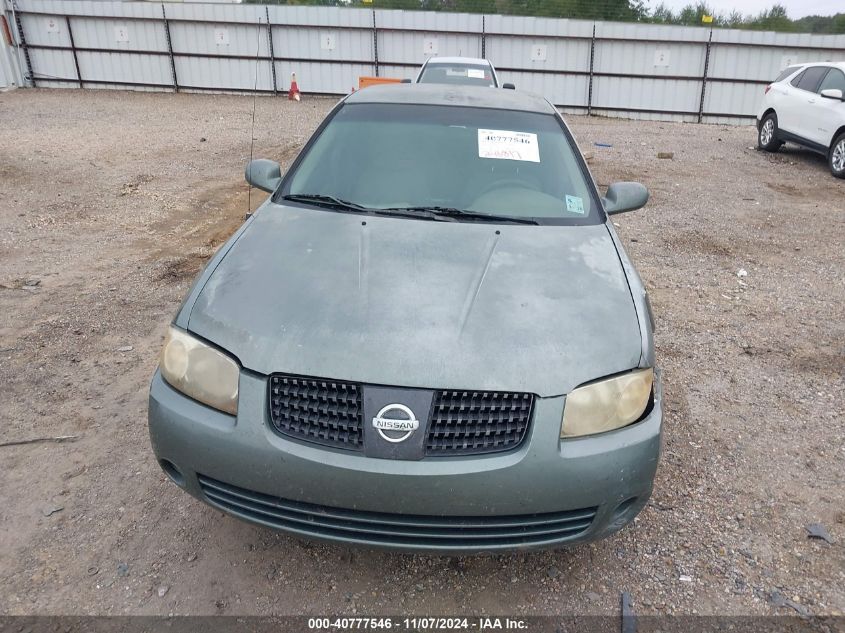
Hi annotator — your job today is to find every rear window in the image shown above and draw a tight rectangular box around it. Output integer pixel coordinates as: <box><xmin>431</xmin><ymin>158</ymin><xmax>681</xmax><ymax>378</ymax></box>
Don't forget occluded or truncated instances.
<box><xmin>418</xmin><ymin>63</ymin><xmax>496</xmax><ymax>88</ymax></box>
<box><xmin>794</xmin><ymin>66</ymin><xmax>829</xmax><ymax>92</ymax></box>
<box><xmin>774</xmin><ymin>66</ymin><xmax>801</xmax><ymax>82</ymax></box>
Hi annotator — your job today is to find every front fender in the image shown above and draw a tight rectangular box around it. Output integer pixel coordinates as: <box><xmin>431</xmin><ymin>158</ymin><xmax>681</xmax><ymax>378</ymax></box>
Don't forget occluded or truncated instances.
<box><xmin>605</xmin><ymin>222</ymin><xmax>655</xmax><ymax>368</ymax></box>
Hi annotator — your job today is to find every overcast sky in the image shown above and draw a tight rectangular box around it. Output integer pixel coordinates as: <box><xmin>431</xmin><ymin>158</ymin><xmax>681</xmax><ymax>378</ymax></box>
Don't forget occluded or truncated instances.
<box><xmin>647</xmin><ymin>0</ymin><xmax>842</xmax><ymax>19</ymax></box>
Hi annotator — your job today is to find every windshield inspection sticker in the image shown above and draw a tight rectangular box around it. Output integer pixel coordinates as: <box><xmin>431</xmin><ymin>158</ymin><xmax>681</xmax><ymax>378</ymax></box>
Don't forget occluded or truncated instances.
<box><xmin>478</xmin><ymin>129</ymin><xmax>540</xmax><ymax>162</ymax></box>
<box><xmin>467</xmin><ymin>68</ymin><xmax>486</xmax><ymax>79</ymax></box>
<box><xmin>565</xmin><ymin>195</ymin><xmax>585</xmax><ymax>214</ymax></box>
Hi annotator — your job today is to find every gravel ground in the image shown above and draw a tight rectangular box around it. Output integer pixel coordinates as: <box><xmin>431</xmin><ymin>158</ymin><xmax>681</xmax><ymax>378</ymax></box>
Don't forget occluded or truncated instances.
<box><xmin>0</xmin><ymin>89</ymin><xmax>843</xmax><ymax>618</ymax></box>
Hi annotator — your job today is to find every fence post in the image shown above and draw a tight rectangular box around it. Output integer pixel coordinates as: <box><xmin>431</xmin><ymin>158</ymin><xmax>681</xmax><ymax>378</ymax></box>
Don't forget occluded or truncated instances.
<box><xmin>372</xmin><ymin>9</ymin><xmax>378</xmax><ymax>77</ymax></box>
<box><xmin>11</xmin><ymin>0</ymin><xmax>34</xmax><ymax>86</ymax></box>
<box><xmin>266</xmin><ymin>5</ymin><xmax>277</xmax><ymax>96</ymax></box>
<box><xmin>161</xmin><ymin>3</ymin><xmax>178</xmax><ymax>92</ymax></box>
<box><xmin>481</xmin><ymin>15</ymin><xmax>485</xmax><ymax>59</ymax></box>
<box><xmin>65</xmin><ymin>16</ymin><xmax>82</xmax><ymax>88</ymax></box>
<box><xmin>698</xmin><ymin>28</ymin><xmax>712</xmax><ymax>123</ymax></box>
<box><xmin>587</xmin><ymin>23</ymin><xmax>595</xmax><ymax>115</ymax></box>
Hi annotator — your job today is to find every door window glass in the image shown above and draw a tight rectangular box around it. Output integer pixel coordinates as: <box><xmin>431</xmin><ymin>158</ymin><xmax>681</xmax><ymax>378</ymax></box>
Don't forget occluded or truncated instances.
<box><xmin>818</xmin><ymin>69</ymin><xmax>845</xmax><ymax>94</ymax></box>
<box><xmin>796</xmin><ymin>66</ymin><xmax>830</xmax><ymax>92</ymax></box>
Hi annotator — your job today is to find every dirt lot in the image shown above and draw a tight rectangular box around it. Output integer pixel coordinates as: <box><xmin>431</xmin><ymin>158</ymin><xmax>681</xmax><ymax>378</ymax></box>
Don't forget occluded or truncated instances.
<box><xmin>0</xmin><ymin>89</ymin><xmax>843</xmax><ymax>618</ymax></box>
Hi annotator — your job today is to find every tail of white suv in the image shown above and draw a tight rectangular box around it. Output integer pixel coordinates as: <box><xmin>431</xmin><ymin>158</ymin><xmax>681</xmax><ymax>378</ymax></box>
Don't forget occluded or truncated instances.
<box><xmin>756</xmin><ymin>62</ymin><xmax>845</xmax><ymax>179</ymax></box>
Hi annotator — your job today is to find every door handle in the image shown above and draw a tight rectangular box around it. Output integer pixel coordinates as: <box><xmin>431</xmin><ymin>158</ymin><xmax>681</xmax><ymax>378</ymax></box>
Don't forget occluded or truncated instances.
<box><xmin>808</xmin><ymin>98</ymin><xmax>816</xmax><ymax>103</ymax></box>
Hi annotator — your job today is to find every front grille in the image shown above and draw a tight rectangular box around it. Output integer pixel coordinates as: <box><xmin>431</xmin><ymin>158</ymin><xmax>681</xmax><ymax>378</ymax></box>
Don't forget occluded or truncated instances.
<box><xmin>268</xmin><ymin>374</ymin><xmax>534</xmax><ymax>456</ymax></box>
<box><xmin>426</xmin><ymin>391</ymin><xmax>534</xmax><ymax>456</ymax></box>
<box><xmin>268</xmin><ymin>375</ymin><xmax>363</xmax><ymax>450</ymax></box>
<box><xmin>198</xmin><ymin>475</ymin><xmax>596</xmax><ymax>549</ymax></box>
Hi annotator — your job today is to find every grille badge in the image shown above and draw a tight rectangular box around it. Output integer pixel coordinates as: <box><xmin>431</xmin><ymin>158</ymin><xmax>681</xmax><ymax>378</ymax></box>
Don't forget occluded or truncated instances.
<box><xmin>372</xmin><ymin>404</ymin><xmax>419</xmax><ymax>443</ymax></box>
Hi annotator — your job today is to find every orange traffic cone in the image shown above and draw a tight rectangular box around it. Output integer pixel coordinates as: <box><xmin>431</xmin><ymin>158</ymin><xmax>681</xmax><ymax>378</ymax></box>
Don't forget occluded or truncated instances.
<box><xmin>288</xmin><ymin>72</ymin><xmax>301</xmax><ymax>101</ymax></box>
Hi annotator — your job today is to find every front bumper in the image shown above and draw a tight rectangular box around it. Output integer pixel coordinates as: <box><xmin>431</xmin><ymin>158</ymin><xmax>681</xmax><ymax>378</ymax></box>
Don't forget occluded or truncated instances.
<box><xmin>148</xmin><ymin>370</ymin><xmax>663</xmax><ymax>553</ymax></box>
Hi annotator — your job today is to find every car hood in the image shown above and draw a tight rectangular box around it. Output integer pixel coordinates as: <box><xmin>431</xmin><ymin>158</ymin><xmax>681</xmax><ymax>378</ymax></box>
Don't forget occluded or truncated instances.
<box><xmin>187</xmin><ymin>204</ymin><xmax>642</xmax><ymax>397</ymax></box>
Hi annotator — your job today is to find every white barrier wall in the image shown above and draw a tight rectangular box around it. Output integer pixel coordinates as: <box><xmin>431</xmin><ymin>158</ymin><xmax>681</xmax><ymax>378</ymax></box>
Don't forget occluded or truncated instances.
<box><xmin>5</xmin><ymin>0</ymin><xmax>845</xmax><ymax>122</ymax></box>
<box><xmin>0</xmin><ymin>0</ymin><xmax>24</xmax><ymax>89</ymax></box>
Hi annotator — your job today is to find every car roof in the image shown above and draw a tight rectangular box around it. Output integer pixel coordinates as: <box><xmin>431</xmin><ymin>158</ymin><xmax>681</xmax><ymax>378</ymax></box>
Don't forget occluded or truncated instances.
<box><xmin>794</xmin><ymin>61</ymin><xmax>845</xmax><ymax>71</ymax></box>
<box><xmin>345</xmin><ymin>83</ymin><xmax>555</xmax><ymax>114</ymax></box>
<box><xmin>424</xmin><ymin>57</ymin><xmax>492</xmax><ymax>66</ymax></box>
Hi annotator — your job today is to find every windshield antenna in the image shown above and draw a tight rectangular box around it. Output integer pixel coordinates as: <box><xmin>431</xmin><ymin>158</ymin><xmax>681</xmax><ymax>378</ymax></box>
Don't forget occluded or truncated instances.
<box><xmin>246</xmin><ymin>15</ymin><xmax>262</xmax><ymax>219</ymax></box>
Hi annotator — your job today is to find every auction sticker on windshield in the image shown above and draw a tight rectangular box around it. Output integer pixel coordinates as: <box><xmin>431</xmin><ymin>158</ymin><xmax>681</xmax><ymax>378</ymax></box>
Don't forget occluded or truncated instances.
<box><xmin>565</xmin><ymin>195</ymin><xmax>585</xmax><ymax>214</ymax></box>
<box><xmin>478</xmin><ymin>129</ymin><xmax>540</xmax><ymax>162</ymax></box>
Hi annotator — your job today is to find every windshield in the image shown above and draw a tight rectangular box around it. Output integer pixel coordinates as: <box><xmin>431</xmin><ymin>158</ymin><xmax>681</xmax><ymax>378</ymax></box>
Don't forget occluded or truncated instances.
<box><xmin>418</xmin><ymin>63</ymin><xmax>496</xmax><ymax>87</ymax></box>
<box><xmin>281</xmin><ymin>103</ymin><xmax>600</xmax><ymax>225</ymax></box>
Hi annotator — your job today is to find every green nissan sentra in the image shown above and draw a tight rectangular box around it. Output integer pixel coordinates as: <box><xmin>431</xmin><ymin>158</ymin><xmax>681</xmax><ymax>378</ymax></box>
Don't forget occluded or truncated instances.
<box><xmin>148</xmin><ymin>84</ymin><xmax>662</xmax><ymax>553</ymax></box>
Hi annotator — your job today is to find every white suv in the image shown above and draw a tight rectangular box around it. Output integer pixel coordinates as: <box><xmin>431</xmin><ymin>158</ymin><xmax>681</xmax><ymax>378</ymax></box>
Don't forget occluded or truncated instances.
<box><xmin>756</xmin><ymin>61</ymin><xmax>845</xmax><ymax>178</ymax></box>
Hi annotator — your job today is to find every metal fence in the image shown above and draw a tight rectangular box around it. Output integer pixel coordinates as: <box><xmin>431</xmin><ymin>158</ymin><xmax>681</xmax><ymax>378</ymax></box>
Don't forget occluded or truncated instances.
<box><xmin>4</xmin><ymin>0</ymin><xmax>845</xmax><ymax>123</ymax></box>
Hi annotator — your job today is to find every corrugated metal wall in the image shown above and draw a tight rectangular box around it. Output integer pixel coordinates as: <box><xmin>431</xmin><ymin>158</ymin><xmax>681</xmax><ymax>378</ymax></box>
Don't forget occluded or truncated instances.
<box><xmin>376</xmin><ymin>9</ymin><xmax>483</xmax><ymax>82</ymax></box>
<box><xmin>485</xmin><ymin>15</ymin><xmax>593</xmax><ymax>109</ymax></box>
<box><xmin>5</xmin><ymin>0</ymin><xmax>845</xmax><ymax>123</ymax></box>
<box><xmin>1</xmin><ymin>16</ymin><xmax>22</xmax><ymax>89</ymax></box>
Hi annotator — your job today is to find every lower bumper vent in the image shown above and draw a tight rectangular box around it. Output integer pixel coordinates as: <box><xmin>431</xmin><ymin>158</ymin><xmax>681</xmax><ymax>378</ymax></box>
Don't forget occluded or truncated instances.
<box><xmin>198</xmin><ymin>475</ymin><xmax>596</xmax><ymax>549</ymax></box>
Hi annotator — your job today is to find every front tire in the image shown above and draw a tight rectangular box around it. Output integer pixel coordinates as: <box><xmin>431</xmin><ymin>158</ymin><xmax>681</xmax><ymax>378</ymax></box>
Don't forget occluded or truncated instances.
<box><xmin>758</xmin><ymin>113</ymin><xmax>782</xmax><ymax>152</ymax></box>
<box><xmin>830</xmin><ymin>133</ymin><xmax>845</xmax><ymax>179</ymax></box>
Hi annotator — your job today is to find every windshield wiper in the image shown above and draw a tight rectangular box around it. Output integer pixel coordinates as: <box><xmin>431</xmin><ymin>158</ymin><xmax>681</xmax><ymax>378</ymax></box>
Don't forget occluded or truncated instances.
<box><xmin>380</xmin><ymin>206</ymin><xmax>539</xmax><ymax>225</ymax></box>
<box><xmin>282</xmin><ymin>197</ymin><xmax>540</xmax><ymax>225</ymax></box>
<box><xmin>282</xmin><ymin>194</ymin><xmax>369</xmax><ymax>213</ymax></box>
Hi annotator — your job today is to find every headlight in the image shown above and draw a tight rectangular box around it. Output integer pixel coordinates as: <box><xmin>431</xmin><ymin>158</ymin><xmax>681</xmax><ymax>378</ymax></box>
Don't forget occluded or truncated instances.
<box><xmin>159</xmin><ymin>326</ymin><xmax>239</xmax><ymax>415</ymax></box>
<box><xmin>560</xmin><ymin>368</ymin><xmax>653</xmax><ymax>438</ymax></box>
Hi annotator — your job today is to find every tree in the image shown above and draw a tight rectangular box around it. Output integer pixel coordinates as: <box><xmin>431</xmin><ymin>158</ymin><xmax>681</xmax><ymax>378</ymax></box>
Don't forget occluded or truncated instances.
<box><xmin>749</xmin><ymin>4</ymin><xmax>794</xmax><ymax>31</ymax></box>
<box><xmin>243</xmin><ymin>0</ymin><xmax>845</xmax><ymax>32</ymax></box>
<box><xmin>649</xmin><ymin>3</ymin><xmax>675</xmax><ymax>23</ymax></box>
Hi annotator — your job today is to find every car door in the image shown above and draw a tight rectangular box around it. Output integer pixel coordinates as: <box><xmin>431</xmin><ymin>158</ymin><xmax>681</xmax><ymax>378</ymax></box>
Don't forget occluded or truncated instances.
<box><xmin>787</xmin><ymin>66</ymin><xmax>832</xmax><ymax>142</ymax></box>
<box><xmin>805</xmin><ymin>68</ymin><xmax>845</xmax><ymax>147</ymax></box>
<box><xmin>774</xmin><ymin>68</ymin><xmax>808</xmax><ymax>135</ymax></box>
<box><xmin>765</xmin><ymin>66</ymin><xmax>801</xmax><ymax>110</ymax></box>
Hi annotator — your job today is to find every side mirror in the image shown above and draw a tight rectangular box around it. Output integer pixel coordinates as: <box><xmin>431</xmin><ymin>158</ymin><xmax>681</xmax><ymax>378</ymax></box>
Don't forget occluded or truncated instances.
<box><xmin>820</xmin><ymin>88</ymin><xmax>844</xmax><ymax>101</ymax></box>
<box><xmin>502</xmin><ymin>83</ymin><xmax>516</xmax><ymax>90</ymax></box>
<box><xmin>245</xmin><ymin>159</ymin><xmax>282</xmax><ymax>193</ymax></box>
<box><xmin>400</xmin><ymin>78</ymin><xmax>412</xmax><ymax>84</ymax></box>
<box><xmin>603</xmin><ymin>182</ymin><xmax>649</xmax><ymax>215</ymax></box>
